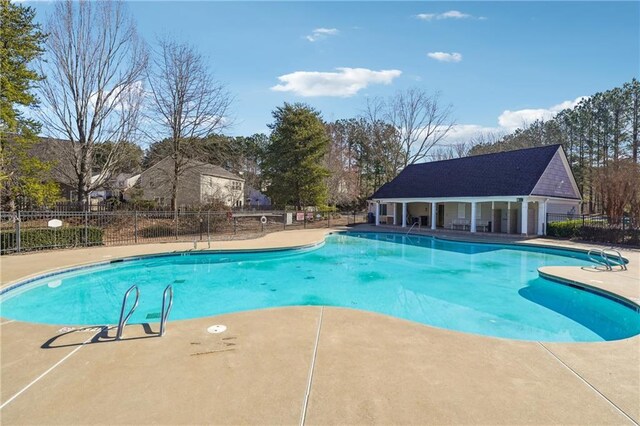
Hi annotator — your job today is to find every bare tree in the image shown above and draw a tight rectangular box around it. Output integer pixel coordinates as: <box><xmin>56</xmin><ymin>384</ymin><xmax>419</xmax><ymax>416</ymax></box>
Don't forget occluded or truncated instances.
<box><xmin>386</xmin><ymin>88</ymin><xmax>454</xmax><ymax>166</ymax></box>
<box><xmin>38</xmin><ymin>0</ymin><xmax>148</xmax><ymax>207</ymax></box>
<box><xmin>430</xmin><ymin>141</ymin><xmax>473</xmax><ymax>161</ymax></box>
<box><xmin>146</xmin><ymin>38</ymin><xmax>232</xmax><ymax>211</ymax></box>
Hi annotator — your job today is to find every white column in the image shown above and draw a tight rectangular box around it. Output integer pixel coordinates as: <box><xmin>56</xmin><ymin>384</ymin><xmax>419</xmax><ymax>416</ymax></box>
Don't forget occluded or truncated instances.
<box><xmin>390</xmin><ymin>203</ymin><xmax>396</xmax><ymax>225</ymax></box>
<box><xmin>520</xmin><ymin>199</ymin><xmax>528</xmax><ymax>235</ymax></box>
<box><xmin>470</xmin><ymin>201</ymin><xmax>477</xmax><ymax>233</ymax></box>
<box><xmin>537</xmin><ymin>200</ymin><xmax>546</xmax><ymax>236</ymax></box>
<box><xmin>491</xmin><ymin>201</ymin><xmax>496</xmax><ymax>233</ymax></box>
<box><xmin>375</xmin><ymin>202</ymin><xmax>380</xmax><ymax>226</ymax></box>
<box><xmin>402</xmin><ymin>202</ymin><xmax>407</xmax><ymax>228</ymax></box>
<box><xmin>506</xmin><ymin>202</ymin><xmax>511</xmax><ymax>234</ymax></box>
<box><xmin>431</xmin><ymin>202</ymin><xmax>437</xmax><ymax>230</ymax></box>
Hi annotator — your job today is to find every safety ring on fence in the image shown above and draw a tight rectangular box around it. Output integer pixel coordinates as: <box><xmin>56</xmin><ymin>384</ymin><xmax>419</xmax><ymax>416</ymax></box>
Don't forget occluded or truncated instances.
<box><xmin>227</xmin><ymin>211</ymin><xmax>232</xmax><ymax>220</ymax></box>
<box><xmin>260</xmin><ymin>215</ymin><xmax>267</xmax><ymax>224</ymax></box>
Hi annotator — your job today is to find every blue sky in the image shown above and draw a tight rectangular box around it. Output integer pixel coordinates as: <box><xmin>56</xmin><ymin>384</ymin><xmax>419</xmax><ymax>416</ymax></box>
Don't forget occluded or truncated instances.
<box><xmin>26</xmin><ymin>1</ymin><xmax>640</xmax><ymax>142</ymax></box>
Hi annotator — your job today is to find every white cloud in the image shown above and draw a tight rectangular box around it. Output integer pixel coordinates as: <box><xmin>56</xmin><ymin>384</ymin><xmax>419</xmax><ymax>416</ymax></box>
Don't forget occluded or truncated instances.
<box><xmin>306</xmin><ymin>28</ymin><xmax>339</xmax><ymax>42</ymax></box>
<box><xmin>416</xmin><ymin>10</ymin><xmax>476</xmax><ymax>21</ymax></box>
<box><xmin>427</xmin><ymin>52</ymin><xmax>462</xmax><ymax>62</ymax></box>
<box><xmin>416</xmin><ymin>13</ymin><xmax>436</xmax><ymax>21</ymax></box>
<box><xmin>498</xmin><ymin>96</ymin><xmax>588</xmax><ymax>130</ymax></box>
<box><xmin>271</xmin><ymin>67</ymin><xmax>402</xmax><ymax>97</ymax></box>
<box><xmin>440</xmin><ymin>96</ymin><xmax>589</xmax><ymax>145</ymax></box>
<box><xmin>440</xmin><ymin>10</ymin><xmax>471</xmax><ymax>19</ymax></box>
<box><xmin>442</xmin><ymin>124</ymin><xmax>504</xmax><ymax>144</ymax></box>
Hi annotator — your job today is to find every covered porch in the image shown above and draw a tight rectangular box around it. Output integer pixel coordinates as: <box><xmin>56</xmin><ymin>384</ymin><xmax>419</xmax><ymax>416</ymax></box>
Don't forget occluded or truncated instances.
<box><xmin>371</xmin><ymin>197</ymin><xmax>552</xmax><ymax>236</ymax></box>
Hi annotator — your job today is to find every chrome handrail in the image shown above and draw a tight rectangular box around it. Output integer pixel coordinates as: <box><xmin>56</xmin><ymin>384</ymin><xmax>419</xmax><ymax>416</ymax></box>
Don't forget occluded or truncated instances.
<box><xmin>602</xmin><ymin>248</ymin><xmax>627</xmax><ymax>271</ymax></box>
<box><xmin>159</xmin><ymin>284</ymin><xmax>174</xmax><ymax>337</ymax></box>
<box><xmin>406</xmin><ymin>221</ymin><xmax>418</xmax><ymax>236</ymax></box>
<box><xmin>116</xmin><ymin>285</ymin><xmax>140</xmax><ymax>340</ymax></box>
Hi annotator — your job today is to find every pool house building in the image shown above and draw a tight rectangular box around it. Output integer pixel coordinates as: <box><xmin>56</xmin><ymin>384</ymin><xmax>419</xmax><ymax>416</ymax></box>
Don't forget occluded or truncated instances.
<box><xmin>369</xmin><ymin>144</ymin><xmax>581</xmax><ymax>236</ymax></box>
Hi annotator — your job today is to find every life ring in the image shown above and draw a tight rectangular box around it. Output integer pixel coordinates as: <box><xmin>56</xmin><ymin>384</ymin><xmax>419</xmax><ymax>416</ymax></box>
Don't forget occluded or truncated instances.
<box><xmin>226</xmin><ymin>211</ymin><xmax>233</xmax><ymax>220</ymax></box>
<box><xmin>260</xmin><ymin>215</ymin><xmax>267</xmax><ymax>224</ymax></box>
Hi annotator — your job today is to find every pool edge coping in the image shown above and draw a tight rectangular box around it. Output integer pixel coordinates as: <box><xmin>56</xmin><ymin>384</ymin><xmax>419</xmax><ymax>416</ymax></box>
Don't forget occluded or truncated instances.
<box><xmin>342</xmin><ymin>229</ymin><xmax>639</xmax><ymax>310</ymax></box>
<box><xmin>0</xmin><ymin>238</ymin><xmax>330</xmax><ymax>297</ymax></box>
<box><xmin>2</xmin><ymin>227</ymin><xmax>638</xmax><ymax>314</ymax></box>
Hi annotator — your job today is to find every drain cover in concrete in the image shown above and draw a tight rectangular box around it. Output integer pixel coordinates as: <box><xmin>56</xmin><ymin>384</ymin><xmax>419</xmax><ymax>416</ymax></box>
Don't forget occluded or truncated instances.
<box><xmin>207</xmin><ymin>325</ymin><xmax>227</xmax><ymax>334</ymax></box>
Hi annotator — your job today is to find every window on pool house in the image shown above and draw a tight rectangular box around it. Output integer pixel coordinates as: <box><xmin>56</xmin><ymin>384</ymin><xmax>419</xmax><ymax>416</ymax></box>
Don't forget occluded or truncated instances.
<box><xmin>380</xmin><ymin>204</ymin><xmax>388</xmax><ymax>215</ymax></box>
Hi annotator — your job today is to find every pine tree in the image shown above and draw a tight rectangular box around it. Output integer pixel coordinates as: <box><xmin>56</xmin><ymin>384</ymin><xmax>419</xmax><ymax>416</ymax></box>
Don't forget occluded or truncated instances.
<box><xmin>263</xmin><ymin>103</ymin><xmax>330</xmax><ymax>209</ymax></box>
<box><xmin>0</xmin><ymin>0</ymin><xmax>57</xmax><ymax>209</ymax></box>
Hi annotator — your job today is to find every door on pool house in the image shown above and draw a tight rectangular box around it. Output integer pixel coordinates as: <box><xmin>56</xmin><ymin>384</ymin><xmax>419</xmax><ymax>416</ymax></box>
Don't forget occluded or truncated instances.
<box><xmin>437</xmin><ymin>204</ymin><xmax>444</xmax><ymax>228</ymax></box>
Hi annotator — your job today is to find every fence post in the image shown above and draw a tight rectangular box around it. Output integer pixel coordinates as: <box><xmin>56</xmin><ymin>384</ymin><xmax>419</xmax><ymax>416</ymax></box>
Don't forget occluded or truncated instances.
<box><xmin>15</xmin><ymin>211</ymin><xmax>21</xmax><ymax>253</ymax></box>
<box><xmin>304</xmin><ymin>212</ymin><xmax>307</xmax><ymax>229</ymax></box>
<box><xmin>283</xmin><ymin>210</ymin><xmax>286</xmax><ymax>230</ymax></box>
<box><xmin>175</xmin><ymin>210</ymin><xmax>179</xmax><ymax>240</ymax></box>
<box><xmin>134</xmin><ymin>211</ymin><xmax>138</xmax><ymax>244</ymax></box>
<box><xmin>582</xmin><ymin>214</ymin><xmax>585</xmax><ymax>227</ymax></box>
<box><xmin>84</xmin><ymin>210</ymin><xmax>88</xmax><ymax>246</ymax></box>
<box><xmin>207</xmin><ymin>210</ymin><xmax>210</xmax><ymax>240</ymax></box>
<box><xmin>327</xmin><ymin>211</ymin><xmax>330</xmax><ymax>228</ymax></box>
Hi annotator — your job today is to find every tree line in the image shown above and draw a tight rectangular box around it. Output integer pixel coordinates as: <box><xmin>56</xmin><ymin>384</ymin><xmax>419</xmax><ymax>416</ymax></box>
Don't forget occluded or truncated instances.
<box><xmin>469</xmin><ymin>79</ymin><xmax>640</xmax><ymax>221</ymax></box>
<box><xmin>0</xmin><ymin>0</ymin><xmax>454</xmax><ymax>212</ymax></box>
<box><xmin>5</xmin><ymin>0</ymin><xmax>635</xmax><ymax>218</ymax></box>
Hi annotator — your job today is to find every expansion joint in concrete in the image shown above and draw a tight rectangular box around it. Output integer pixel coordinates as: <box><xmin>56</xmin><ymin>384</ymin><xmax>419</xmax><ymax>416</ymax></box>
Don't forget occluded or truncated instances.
<box><xmin>538</xmin><ymin>342</ymin><xmax>638</xmax><ymax>425</ymax></box>
<box><xmin>300</xmin><ymin>306</ymin><xmax>324</xmax><ymax>426</ymax></box>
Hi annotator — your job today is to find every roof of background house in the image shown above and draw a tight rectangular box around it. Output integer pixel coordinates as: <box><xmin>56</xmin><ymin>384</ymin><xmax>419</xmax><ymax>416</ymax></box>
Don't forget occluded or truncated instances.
<box><xmin>371</xmin><ymin>144</ymin><xmax>580</xmax><ymax>200</ymax></box>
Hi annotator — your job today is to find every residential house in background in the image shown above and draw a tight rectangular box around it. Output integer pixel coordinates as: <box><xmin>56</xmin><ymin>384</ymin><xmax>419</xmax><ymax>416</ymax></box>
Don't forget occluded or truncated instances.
<box><xmin>369</xmin><ymin>145</ymin><xmax>581</xmax><ymax>235</ymax></box>
<box><xmin>136</xmin><ymin>157</ymin><xmax>245</xmax><ymax>208</ymax></box>
<box><xmin>90</xmin><ymin>173</ymin><xmax>140</xmax><ymax>202</ymax></box>
<box><xmin>245</xmin><ymin>186</ymin><xmax>271</xmax><ymax>209</ymax></box>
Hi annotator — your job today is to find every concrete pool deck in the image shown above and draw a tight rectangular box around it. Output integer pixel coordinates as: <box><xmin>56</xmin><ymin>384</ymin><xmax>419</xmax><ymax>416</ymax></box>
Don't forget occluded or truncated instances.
<box><xmin>1</xmin><ymin>227</ymin><xmax>639</xmax><ymax>425</ymax></box>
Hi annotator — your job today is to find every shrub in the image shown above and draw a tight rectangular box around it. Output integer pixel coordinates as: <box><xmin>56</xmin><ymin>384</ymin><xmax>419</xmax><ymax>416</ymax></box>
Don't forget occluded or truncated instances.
<box><xmin>0</xmin><ymin>227</ymin><xmax>103</xmax><ymax>252</ymax></box>
<box><xmin>547</xmin><ymin>220</ymin><xmax>581</xmax><ymax>238</ymax></box>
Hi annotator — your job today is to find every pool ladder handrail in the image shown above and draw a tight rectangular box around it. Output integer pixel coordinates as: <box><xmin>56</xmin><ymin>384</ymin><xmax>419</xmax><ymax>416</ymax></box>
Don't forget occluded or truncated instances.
<box><xmin>159</xmin><ymin>284</ymin><xmax>174</xmax><ymax>337</ymax></box>
<box><xmin>116</xmin><ymin>285</ymin><xmax>140</xmax><ymax>340</ymax></box>
<box><xmin>587</xmin><ymin>248</ymin><xmax>627</xmax><ymax>271</ymax></box>
<box><xmin>406</xmin><ymin>221</ymin><xmax>418</xmax><ymax>236</ymax></box>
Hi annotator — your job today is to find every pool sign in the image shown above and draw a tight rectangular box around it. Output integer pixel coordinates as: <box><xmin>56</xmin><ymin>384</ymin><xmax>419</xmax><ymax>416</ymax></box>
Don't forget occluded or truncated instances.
<box><xmin>48</xmin><ymin>219</ymin><xmax>62</xmax><ymax>228</ymax></box>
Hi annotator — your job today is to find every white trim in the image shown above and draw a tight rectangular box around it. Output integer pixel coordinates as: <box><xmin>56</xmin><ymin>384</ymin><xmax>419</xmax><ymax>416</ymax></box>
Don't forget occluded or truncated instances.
<box><xmin>373</xmin><ymin>195</ymin><xmax>580</xmax><ymax>205</ymax></box>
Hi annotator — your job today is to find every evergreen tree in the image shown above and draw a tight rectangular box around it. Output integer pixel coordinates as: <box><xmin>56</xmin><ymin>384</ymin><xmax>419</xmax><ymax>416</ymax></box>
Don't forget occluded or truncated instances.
<box><xmin>0</xmin><ymin>0</ymin><xmax>58</xmax><ymax>209</ymax></box>
<box><xmin>263</xmin><ymin>103</ymin><xmax>330</xmax><ymax>208</ymax></box>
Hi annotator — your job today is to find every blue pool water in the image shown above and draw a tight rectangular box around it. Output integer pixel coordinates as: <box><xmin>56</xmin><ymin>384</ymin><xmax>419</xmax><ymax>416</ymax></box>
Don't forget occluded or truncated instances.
<box><xmin>1</xmin><ymin>232</ymin><xmax>639</xmax><ymax>342</ymax></box>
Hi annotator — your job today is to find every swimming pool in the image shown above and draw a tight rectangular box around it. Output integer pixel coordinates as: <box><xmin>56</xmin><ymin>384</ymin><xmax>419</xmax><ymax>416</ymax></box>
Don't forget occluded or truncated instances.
<box><xmin>1</xmin><ymin>232</ymin><xmax>638</xmax><ymax>342</ymax></box>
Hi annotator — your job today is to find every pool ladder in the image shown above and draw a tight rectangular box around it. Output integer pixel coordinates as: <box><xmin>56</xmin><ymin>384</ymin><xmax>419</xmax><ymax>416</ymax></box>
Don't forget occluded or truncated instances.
<box><xmin>115</xmin><ymin>284</ymin><xmax>174</xmax><ymax>340</ymax></box>
<box><xmin>406</xmin><ymin>221</ymin><xmax>418</xmax><ymax>235</ymax></box>
<box><xmin>587</xmin><ymin>248</ymin><xmax>627</xmax><ymax>271</ymax></box>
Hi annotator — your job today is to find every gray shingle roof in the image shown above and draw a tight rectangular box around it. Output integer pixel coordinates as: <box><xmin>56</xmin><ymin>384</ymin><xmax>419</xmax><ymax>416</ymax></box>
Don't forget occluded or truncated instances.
<box><xmin>372</xmin><ymin>144</ymin><xmax>577</xmax><ymax>199</ymax></box>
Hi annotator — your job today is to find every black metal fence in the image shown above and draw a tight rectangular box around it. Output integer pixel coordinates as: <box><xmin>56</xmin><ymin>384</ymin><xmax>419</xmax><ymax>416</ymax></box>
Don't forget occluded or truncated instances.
<box><xmin>0</xmin><ymin>210</ymin><xmax>368</xmax><ymax>254</ymax></box>
<box><xmin>546</xmin><ymin>213</ymin><xmax>640</xmax><ymax>246</ymax></box>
